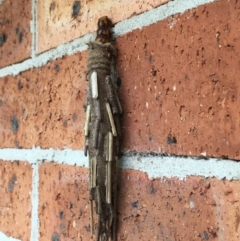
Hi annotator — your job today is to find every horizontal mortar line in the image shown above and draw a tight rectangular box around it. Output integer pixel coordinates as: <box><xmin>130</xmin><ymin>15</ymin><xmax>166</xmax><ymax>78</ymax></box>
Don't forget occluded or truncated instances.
<box><xmin>0</xmin><ymin>147</ymin><xmax>87</xmax><ymax>166</ymax></box>
<box><xmin>0</xmin><ymin>33</ymin><xmax>93</xmax><ymax>78</ymax></box>
<box><xmin>0</xmin><ymin>231</ymin><xmax>21</xmax><ymax>241</ymax></box>
<box><xmin>0</xmin><ymin>147</ymin><xmax>239</xmax><ymax>180</ymax></box>
<box><xmin>113</xmin><ymin>0</ymin><xmax>216</xmax><ymax>38</ymax></box>
<box><xmin>0</xmin><ymin>0</ymin><xmax>216</xmax><ymax>77</ymax></box>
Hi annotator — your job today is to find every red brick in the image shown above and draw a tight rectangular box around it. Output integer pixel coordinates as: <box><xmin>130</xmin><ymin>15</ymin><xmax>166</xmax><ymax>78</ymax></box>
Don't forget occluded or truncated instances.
<box><xmin>1</xmin><ymin>0</ymin><xmax>240</xmax><ymax>160</ymax></box>
<box><xmin>0</xmin><ymin>0</ymin><xmax>31</xmax><ymax>68</ymax></box>
<box><xmin>37</xmin><ymin>0</ymin><xmax>170</xmax><ymax>53</ymax></box>
<box><xmin>118</xmin><ymin>169</ymin><xmax>240</xmax><ymax>241</ymax></box>
<box><xmin>38</xmin><ymin>163</ymin><xmax>90</xmax><ymax>241</ymax></box>
<box><xmin>38</xmin><ymin>165</ymin><xmax>240</xmax><ymax>240</ymax></box>
<box><xmin>0</xmin><ymin>52</ymin><xmax>87</xmax><ymax>149</ymax></box>
<box><xmin>116</xmin><ymin>0</ymin><xmax>240</xmax><ymax>159</ymax></box>
<box><xmin>0</xmin><ymin>160</ymin><xmax>32</xmax><ymax>241</ymax></box>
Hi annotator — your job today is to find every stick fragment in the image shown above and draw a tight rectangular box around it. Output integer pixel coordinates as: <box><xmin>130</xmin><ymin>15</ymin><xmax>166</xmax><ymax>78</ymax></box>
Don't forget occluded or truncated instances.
<box><xmin>106</xmin><ymin>102</ymin><xmax>117</xmax><ymax>136</ymax></box>
<box><xmin>90</xmin><ymin>201</ymin><xmax>94</xmax><ymax>235</ymax></box>
<box><xmin>108</xmin><ymin>132</ymin><xmax>113</xmax><ymax>162</ymax></box>
<box><xmin>96</xmin><ymin>187</ymin><xmax>101</xmax><ymax>241</ymax></box>
<box><xmin>84</xmin><ymin>105</ymin><xmax>91</xmax><ymax>136</ymax></box>
<box><xmin>91</xmin><ymin>71</ymin><xmax>98</xmax><ymax>99</ymax></box>
<box><xmin>93</xmin><ymin>120</ymin><xmax>100</xmax><ymax>149</ymax></box>
<box><xmin>89</xmin><ymin>158</ymin><xmax>94</xmax><ymax>235</ymax></box>
<box><xmin>106</xmin><ymin>162</ymin><xmax>112</xmax><ymax>204</ymax></box>
<box><xmin>106</xmin><ymin>76</ymin><xmax>118</xmax><ymax>114</ymax></box>
<box><xmin>95</xmin><ymin>99</ymin><xmax>101</xmax><ymax>120</ymax></box>
<box><xmin>112</xmin><ymin>156</ymin><xmax>118</xmax><ymax>241</ymax></box>
<box><xmin>91</xmin><ymin>157</ymin><xmax>97</xmax><ymax>188</ymax></box>
<box><xmin>84</xmin><ymin>138</ymin><xmax>89</xmax><ymax>157</ymax></box>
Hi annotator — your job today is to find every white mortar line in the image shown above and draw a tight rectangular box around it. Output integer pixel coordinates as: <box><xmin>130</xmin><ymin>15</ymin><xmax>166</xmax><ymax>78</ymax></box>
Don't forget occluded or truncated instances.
<box><xmin>30</xmin><ymin>161</ymin><xmax>39</xmax><ymax>241</ymax></box>
<box><xmin>0</xmin><ymin>0</ymin><xmax>216</xmax><ymax>77</ymax></box>
<box><xmin>0</xmin><ymin>147</ymin><xmax>87</xmax><ymax>166</ymax></box>
<box><xmin>113</xmin><ymin>0</ymin><xmax>216</xmax><ymax>38</ymax></box>
<box><xmin>120</xmin><ymin>155</ymin><xmax>240</xmax><ymax>180</ymax></box>
<box><xmin>0</xmin><ymin>33</ymin><xmax>93</xmax><ymax>77</ymax></box>
<box><xmin>0</xmin><ymin>148</ymin><xmax>240</xmax><ymax>181</ymax></box>
<box><xmin>0</xmin><ymin>231</ymin><xmax>21</xmax><ymax>241</ymax></box>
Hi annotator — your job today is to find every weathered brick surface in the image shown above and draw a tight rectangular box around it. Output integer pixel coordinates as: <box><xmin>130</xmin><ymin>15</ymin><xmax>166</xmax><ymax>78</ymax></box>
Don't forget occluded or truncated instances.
<box><xmin>1</xmin><ymin>0</ymin><xmax>239</xmax><ymax>160</ymax></box>
<box><xmin>37</xmin><ymin>0</ymin><xmax>170</xmax><ymax>53</ymax></box>
<box><xmin>0</xmin><ymin>160</ymin><xmax>32</xmax><ymax>241</ymax></box>
<box><xmin>38</xmin><ymin>165</ymin><xmax>240</xmax><ymax>241</ymax></box>
<box><xmin>38</xmin><ymin>163</ymin><xmax>90</xmax><ymax>241</ymax></box>
<box><xmin>0</xmin><ymin>0</ymin><xmax>31</xmax><ymax>68</ymax></box>
<box><xmin>118</xmin><ymin>170</ymin><xmax>240</xmax><ymax>241</ymax></box>
<box><xmin>116</xmin><ymin>0</ymin><xmax>240</xmax><ymax>159</ymax></box>
<box><xmin>1</xmin><ymin>0</ymin><xmax>240</xmax><ymax>241</ymax></box>
<box><xmin>0</xmin><ymin>52</ymin><xmax>87</xmax><ymax>149</ymax></box>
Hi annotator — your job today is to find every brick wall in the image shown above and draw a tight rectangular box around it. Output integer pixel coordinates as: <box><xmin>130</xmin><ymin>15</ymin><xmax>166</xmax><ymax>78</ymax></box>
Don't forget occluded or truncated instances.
<box><xmin>1</xmin><ymin>0</ymin><xmax>240</xmax><ymax>240</ymax></box>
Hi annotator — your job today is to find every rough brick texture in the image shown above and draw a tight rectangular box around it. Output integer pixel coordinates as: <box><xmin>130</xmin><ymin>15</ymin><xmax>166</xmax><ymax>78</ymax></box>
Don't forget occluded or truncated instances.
<box><xmin>37</xmin><ymin>0</ymin><xmax>170</xmax><ymax>53</ymax></box>
<box><xmin>38</xmin><ymin>166</ymin><xmax>240</xmax><ymax>241</ymax></box>
<box><xmin>116</xmin><ymin>0</ymin><xmax>240</xmax><ymax>159</ymax></box>
<box><xmin>0</xmin><ymin>0</ymin><xmax>31</xmax><ymax>68</ymax></box>
<box><xmin>1</xmin><ymin>0</ymin><xmax>240</xmax><ymax>160</ymax></box>
<box><xmin>0</xmin><ymin>160</ymin><xmax>32</xmax><ymax>241</ymax></box>
<box><xmin>1</xmin><ymin>0</ymin><xmax>240</xmax><ymax>240</ymax></box>
<box><xmin>118</xmin><ymin>170</ymin><xmax>240</xmax><ymax>241</ymax></box>
<box><xmin>38</xmin><ymin>163</ymin><xmax>90</xmax><ymax>241</ymax></box>
<box><xmin>0</xmin><ymin>53</ymin><xmax>87</xmax><ymax>149</ymax></box>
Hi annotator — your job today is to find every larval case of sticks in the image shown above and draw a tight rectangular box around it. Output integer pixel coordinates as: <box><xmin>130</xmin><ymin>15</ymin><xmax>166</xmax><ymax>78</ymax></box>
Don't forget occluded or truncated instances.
<box><xmin>84</xmin><ymin>16</ymin><xmax>122</xmax><ymax>241</ymax></box>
